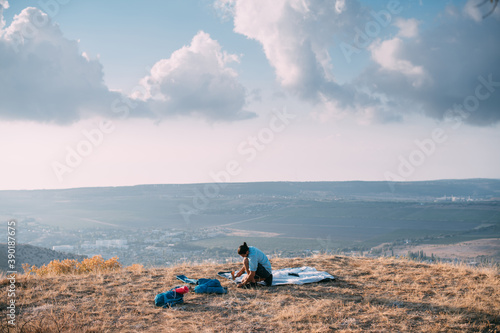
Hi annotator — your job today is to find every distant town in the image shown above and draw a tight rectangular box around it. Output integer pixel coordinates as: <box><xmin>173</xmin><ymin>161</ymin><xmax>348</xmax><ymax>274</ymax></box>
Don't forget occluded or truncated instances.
<box><xmin>6</xmin><ymin>218</ymin><xmax>242</xmax><ymax>267</ymax></box>
<box><xmin>4</xmin><ymin>215</ymin><xmax>497</xmax><ymax>270</ymax></box>
<box><xmin>1</xmin><ymin>180</ymin><xmax>499</xmax><ymax>269</ymax></box>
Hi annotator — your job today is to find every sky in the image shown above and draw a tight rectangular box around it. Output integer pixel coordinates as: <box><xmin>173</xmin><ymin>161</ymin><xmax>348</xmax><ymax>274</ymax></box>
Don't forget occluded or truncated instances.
<box><xmin>0</xmin><ymin>0</ymin><xmax>499</xmax><ymax>190</ymax></box>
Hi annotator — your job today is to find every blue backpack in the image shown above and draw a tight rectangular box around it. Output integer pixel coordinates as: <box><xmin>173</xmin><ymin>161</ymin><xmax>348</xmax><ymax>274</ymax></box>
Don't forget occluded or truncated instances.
<box><xmin>154</xmin><ymin>286</ymin><xmax>184</xmax><ymax>308</ymax></box>
<box><xmin>194</xmin><ymin>279</ymin><xmax>227</xmax><ymax>294</ymax></box>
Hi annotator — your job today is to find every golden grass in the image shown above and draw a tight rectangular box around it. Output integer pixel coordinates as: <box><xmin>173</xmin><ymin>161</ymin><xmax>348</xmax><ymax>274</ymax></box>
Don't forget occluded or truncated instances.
<box><xmin>0</xmin><ymin>255</ymin><xmax>498</xmax><ymax>332</ymax></box>
<box><xmin>21</xmin><ymin>255</ymin><xmax>121</xmax><ymax>276</ymax></box>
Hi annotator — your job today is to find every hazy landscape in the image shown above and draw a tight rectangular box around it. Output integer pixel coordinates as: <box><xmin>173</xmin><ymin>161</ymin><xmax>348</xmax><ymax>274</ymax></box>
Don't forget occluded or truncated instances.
<box><xmin>1</xmin><ymin>0</ymin><xmax>499</xmax><ymax>331</ymax></box>
<box><xmin>1</xmin><ymin>179</ymin><xmax>499</xmax><ymax>268</ymax></box>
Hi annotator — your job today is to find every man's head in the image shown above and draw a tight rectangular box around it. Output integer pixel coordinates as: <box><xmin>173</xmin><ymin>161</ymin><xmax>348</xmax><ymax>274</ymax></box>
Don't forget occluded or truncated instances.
<box><xmin>238</xmin><ymin>242</ymin><xmax>249</xmax><ymax>257</ymax></box>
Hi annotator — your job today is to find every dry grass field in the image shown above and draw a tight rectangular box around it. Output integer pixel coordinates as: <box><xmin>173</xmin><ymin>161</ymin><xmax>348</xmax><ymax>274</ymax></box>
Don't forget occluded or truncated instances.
<box><xmin>0</xmin><ymin>255</ymin><xmax>499</xmax><ymax>332</ymax></box>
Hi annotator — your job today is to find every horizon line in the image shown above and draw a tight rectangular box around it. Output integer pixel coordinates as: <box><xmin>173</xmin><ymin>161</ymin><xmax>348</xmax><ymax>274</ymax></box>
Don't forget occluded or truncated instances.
<box><xmin>2</xmin><ymin>177</ymin><xmax>499</xmax><ymax>192</ymax></box>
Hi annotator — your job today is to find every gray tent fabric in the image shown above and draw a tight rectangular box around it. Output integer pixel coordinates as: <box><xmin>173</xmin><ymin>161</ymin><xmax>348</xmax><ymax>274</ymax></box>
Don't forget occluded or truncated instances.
<box><xmin>218</xmin><ymin>266</ymin><xmax>334</xmax><ymax>286</ymax></box>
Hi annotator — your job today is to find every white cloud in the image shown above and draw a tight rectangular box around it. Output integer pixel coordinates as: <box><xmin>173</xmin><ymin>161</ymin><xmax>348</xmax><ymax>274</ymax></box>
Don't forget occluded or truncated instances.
<box><xmin>217</xmin><ymin>0</ymin><xmax>381</xmax><ymax>120</ymax></box>
<box><xmin>0</xmin><ymin>7</ymin><xmax>133</xmax><ymax>124</ymax></box>
<box><xmin>463</xmin><ymin>0</ymin><xmax>483</xmax><ymax>22</ymax></box>
<box><xmin>0</xmin><ymin>7</ymin><xmax>251</xmax><ymax>124</ymax></box>
<box><xmin>394</xmin><ymin>18</ymin><xmax>419</xmax><ymax>38</ymax></box>
<box><xmin>0</xmin><ymin>0</ymin><xmax>9</xmax><ymax>32</ymax></box>
<box><xmin>369</xmin><ymin>37</ymin><xmax>428</xmax><ymax>88</ymax></box>
<box><xmin>134</xmin><ymin>31</ymin><xmax>254</xmax><ymax>121</ymax></box>
<box><xmin>219</xmin><ymin>0</ymin><xmax>499</xmax><ymax>126</ymax></box>
<box><xmin>335</xmin><ymin>0</ymin><xmax>346</xmax><ymax>14</ymax></box>
<box><xmin>359</xmin><ymin>3</ymin><xmax>500</xmax><ymax>126</ymax></box>
<box><xmin>226</xmin><ymin>0</ymin><xmax>332</xmax><ymax>92</ymax></box>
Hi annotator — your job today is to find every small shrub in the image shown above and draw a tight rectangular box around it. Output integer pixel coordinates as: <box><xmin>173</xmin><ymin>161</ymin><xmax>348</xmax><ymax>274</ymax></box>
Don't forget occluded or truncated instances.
<box><xmin>22</xmin><ymin>255</ymin><xmax>122</xmax><ymax>276</ymax></box>
<box><xmin>126</xmin><ymin>263</ymin><xmax>144</xmax><ymax>273</ymax></box>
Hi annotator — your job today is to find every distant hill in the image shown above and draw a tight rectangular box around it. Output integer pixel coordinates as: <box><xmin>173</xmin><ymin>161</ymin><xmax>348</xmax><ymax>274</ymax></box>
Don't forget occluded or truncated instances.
<box><xmin>2</xmin><ymin>178</ymin><xmax>500</xmax><ymax>200</ymax></box>
<box><xmin>1</xmin><ymin>179</ymin><xmax>499</xmax><ymax>232</ymax></box>
<box><xmin>0</xmin><ymin>255</ymin><xmax>498</xmax><ymax>332</ymax></box>
<box><xmin>1</xmin><ymin>179</ymin><xmax>499</xmax><ymax>266</ymax></box>
<box><xmin>0</xmin><ymin>243</ymin><xmax>87</xmax><ymax>272</ymax></box>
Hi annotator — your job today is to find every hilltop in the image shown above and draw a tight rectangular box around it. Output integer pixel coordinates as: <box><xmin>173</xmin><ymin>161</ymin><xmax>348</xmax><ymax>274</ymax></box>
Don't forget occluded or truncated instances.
<box><xmin>1</xmin><ymin>255</ymin><xmax>499</xmax><ymax>332</ymax></box>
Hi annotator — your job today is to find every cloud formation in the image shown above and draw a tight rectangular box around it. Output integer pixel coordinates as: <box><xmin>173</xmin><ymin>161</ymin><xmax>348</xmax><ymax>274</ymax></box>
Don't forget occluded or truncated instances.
<box><xmin>0</xmin><ymin>0</ymin><xmax>8</xmax><ymax>31</ymax></box>
<box><xmin>360</xmin><ymin>1</ymin><xmax>500</xmax><ymax>125</ymax></box>
<box><xmin>0</xmin><ymin>7</ymin><xmax>131</xmax><ymax>124</ymax></box>
<box><xmin>134</xmin><ymin>31</ymin><xmax>255</xmax><ymax>121</ymax></box>
<box><xmin>0</xmin><ymin>7</ymin><xmax>251</xmax><ymax>124</ymax></box>
<box><xmin>216</xmin><ymin>0</ymin><xmax>382</xmax><ymax>116</ymax></box>
<box><xmin>218</xmin><ymin>0</ymin><xmax>500</xmax><ymax>126</ymax></box>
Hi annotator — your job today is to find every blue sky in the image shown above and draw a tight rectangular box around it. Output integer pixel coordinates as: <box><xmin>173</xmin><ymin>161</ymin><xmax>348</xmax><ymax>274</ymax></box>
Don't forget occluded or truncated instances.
<box><xmin>0</xmin><ymin>0</ymin><xmax>499</xmax><ymax>190</ymax></box>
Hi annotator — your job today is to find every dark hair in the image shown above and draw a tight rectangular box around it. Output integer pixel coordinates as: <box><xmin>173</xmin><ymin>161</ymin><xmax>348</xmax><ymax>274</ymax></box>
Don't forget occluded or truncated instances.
<box><xmin>238</xmin><ymin>242</ymin><xmax>249</xmax><ymax>255</ymax></box>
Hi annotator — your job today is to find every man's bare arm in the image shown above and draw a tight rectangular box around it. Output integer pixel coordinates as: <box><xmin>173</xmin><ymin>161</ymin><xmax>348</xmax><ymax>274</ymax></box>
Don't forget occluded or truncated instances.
<box><xmin>238</xmin><ymin>271</ymin><xmax>256</xmax><ymax>287</ymax></box>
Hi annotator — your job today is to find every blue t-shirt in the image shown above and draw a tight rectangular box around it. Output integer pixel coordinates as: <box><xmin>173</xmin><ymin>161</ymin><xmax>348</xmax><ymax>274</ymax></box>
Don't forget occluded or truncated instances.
<box><xmin>248</xmin><ymin>246</ymin><xmax>272</xmax><ymax>273</ymax></box>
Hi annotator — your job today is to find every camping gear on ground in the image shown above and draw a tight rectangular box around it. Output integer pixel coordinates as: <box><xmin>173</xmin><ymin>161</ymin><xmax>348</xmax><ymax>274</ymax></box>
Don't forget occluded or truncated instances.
<box><xmin>175</xmin><ymin>275</ymin><xmax>228</xmax><ymax>294</ymax></box>
<box><xmin>174</xmin><ymin>286</ymin><xmax>190</xmax><ymax>294</ymax></box>
<box><xmin>194</xmin><ymin>278</ymin><xmax>227</xmax><ymax>294</ymax></box>
<box><xmin>154</xmin><ymin>286</ymin><xmax>187</xmax><ymax>308</ymax></box>
<box><xmin>218</xmin><ymin>266</ymin><xmax>335</xmax><ymax>286</ymax></box>
<box><xmin>175</xmin><ymin>274</ymin><xmax>198</xmax><ymax>285</ymax></box>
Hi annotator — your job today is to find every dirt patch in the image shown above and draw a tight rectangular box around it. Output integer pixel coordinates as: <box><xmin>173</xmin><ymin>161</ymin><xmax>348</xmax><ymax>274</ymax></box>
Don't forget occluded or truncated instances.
<box><xmin>226</xmin><ymin>228</ymin><xmax>281</xmax><ymax>238</ymax></box>
<box><xmin>393</xmin><ymin>238</ymin><xmax>500</xmax><ymax>261</ymax></box>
